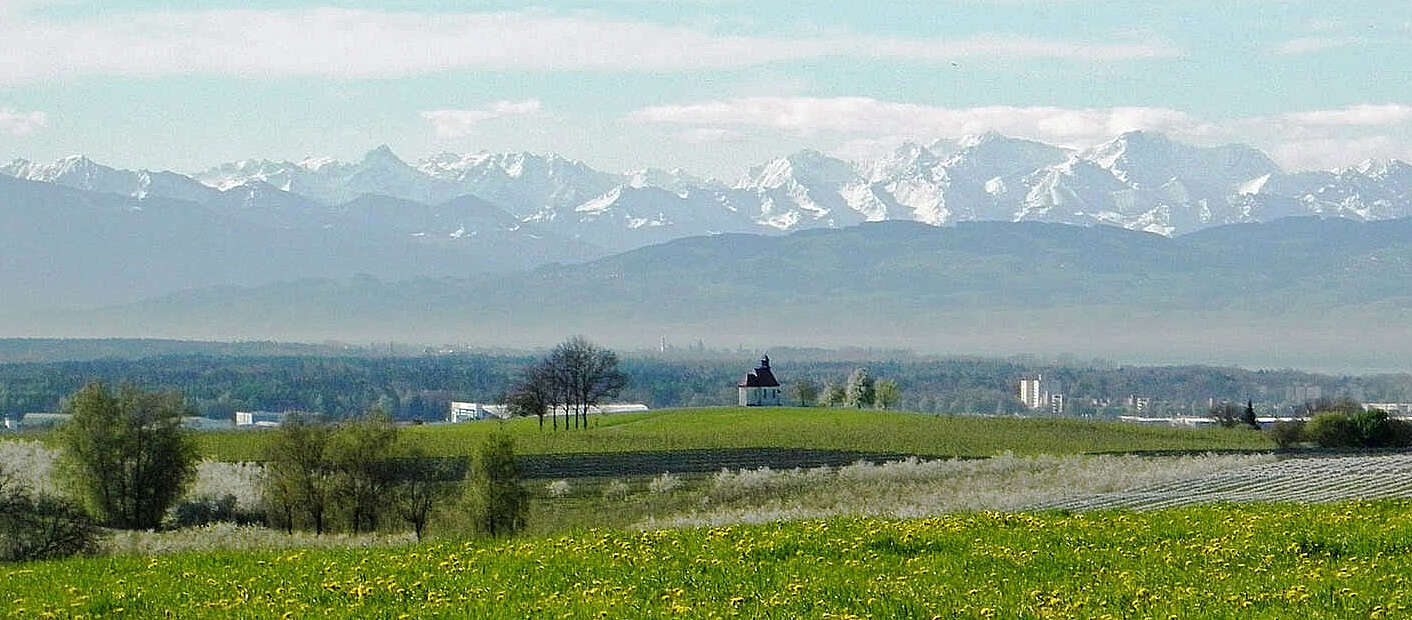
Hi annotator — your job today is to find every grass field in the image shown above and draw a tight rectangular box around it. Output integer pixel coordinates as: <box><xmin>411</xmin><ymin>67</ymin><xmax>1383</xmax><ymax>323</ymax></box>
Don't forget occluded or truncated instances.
<box><xmin>7</xmin><ymin>501</ymin><xmax>1411</xmax><ymax>618</ymax></box>
<box><xmin>190</xmin><ymin>407</ymin><xmax>1274</xmax><ymax>462</ymax></box>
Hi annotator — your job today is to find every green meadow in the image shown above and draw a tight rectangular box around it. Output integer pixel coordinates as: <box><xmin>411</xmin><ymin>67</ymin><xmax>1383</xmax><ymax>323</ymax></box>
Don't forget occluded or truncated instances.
<box><xmin>7</xmin><ymin>501</ymin><xmax>1410</xmax><ymax>619</ymax></box>
<box><xmin>190</xmin><ymin>407</ymin><xmax>1274</xmax><ymax>462</ymax></box>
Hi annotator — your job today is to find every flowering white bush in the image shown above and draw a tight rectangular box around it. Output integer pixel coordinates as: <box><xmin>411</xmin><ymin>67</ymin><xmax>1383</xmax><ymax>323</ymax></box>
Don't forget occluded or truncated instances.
<box><xmin>103</xmin><ymin>522</ymin><xmax>415</xmax><ymax>556</ymax></box>
<box><xmin>602</xmin><ymin>479</ymin><xmax>631</xmax><ymax>500</ymax></box>
<box><xmin>186</xmin><ymin>461</ymin><xmax>266</xmax><ymax>513</ymax></box>
<box><xmin>648</xmin><ymin>472</ymin><xmax>682</xmax><ymax>495</ymax></box>
<box><xmin>647</xmin><ymin>452</ymin><xmax>1277</xmax><ymax>529</ymax></box>
<box><xmin>546</xmin><ymin>479</ymin><xmax>571</xmax><ymax>498</ymax></box>
<box><xmin>0</xmin><ymin>440</ymin><xmax>59</xmax><ymax>496</ymax></box>
<box><xmin>0</xmin><ymin>441</ymin><xmax>267</xmax><ymax>513</ymax></box>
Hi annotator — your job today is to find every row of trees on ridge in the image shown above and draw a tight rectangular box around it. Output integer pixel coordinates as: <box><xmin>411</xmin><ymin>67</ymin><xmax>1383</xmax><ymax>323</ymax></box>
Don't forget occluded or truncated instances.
<box><xmin>787</xmin><ymin>368</ymin><xmax>902</xmax><ymax>409</ymax></box>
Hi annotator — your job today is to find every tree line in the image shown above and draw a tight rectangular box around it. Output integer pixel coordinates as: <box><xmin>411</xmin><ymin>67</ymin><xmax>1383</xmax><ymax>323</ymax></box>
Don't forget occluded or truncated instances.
<box><xmin>1</xmin><ymin>382</ymin><xmax>530</xmax><ymax>562</ymax></box>
<box><xmin>6</xmin><ymin>354</ymin><xmax>1410</xmax><ymax>422</ymax></box>
<box><xmin>786</xmin><ymin>368</ymin><xmax>902</xmax><ymax>409</ymax></box>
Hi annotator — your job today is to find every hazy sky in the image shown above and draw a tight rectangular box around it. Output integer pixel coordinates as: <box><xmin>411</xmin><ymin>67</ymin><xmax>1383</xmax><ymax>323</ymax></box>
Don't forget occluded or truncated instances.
<box><xmin>3</xmin><ymin>1</ymin><xmax>1412</xmax><ymax>179</ymax></box>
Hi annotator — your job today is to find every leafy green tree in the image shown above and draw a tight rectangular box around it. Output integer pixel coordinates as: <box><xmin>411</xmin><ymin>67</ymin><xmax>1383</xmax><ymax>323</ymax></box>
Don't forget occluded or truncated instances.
<box><xmin>56</xmin><ymin>382</ymin><xmax>198</xmax><ymax>530</ymax></box>
<box><xmin>463</xmin><ymin>430</ymin><xmax>528</xmax><ymax>537</ymax></box>
<box><xmin>328</xmin><ymin>409</ymin><xmax>400</xmax><ymax>534</ymax></box>
<box><xmin>821</xmin><ymin>383</ymin><xmax>847</xmax><ymax>407</ymax></box>
<box><xmin>790</xmin><ymin>379</ymin><xmax>820</xmax><ymax>407</ymax></box>
<box><xmin>874</xmin><ymin>379</ymin><xmax>901</xmax><ymax>410</ymax></box>
<box><xmin>262</xmin><ymin>414</ymin><xmax>336</xmax><ymax>534</ymax></box>
<box><xmin>846</xmin><ymin>368</ymin><xmax>875</xmax><ymax>409</ymax></box>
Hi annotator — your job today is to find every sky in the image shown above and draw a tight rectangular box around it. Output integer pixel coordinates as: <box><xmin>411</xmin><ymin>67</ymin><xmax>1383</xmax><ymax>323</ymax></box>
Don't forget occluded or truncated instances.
<box><xmin>2</xmin><ymin>0</ymin><xmax>1412</xmax><ymax>179</ymax></box>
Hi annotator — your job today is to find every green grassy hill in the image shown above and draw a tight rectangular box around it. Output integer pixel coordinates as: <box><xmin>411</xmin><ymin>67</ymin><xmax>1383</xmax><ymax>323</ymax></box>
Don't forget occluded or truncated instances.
<box><xmin>194</xmin><ymin>407</ymin><xmax>1274</xmax><ymax>462</ymax></box>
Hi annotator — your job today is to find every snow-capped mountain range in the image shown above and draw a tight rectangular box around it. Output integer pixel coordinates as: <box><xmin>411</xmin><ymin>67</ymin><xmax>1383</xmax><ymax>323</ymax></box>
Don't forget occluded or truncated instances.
<box><xmin>7</xmin><ymin>131</ymin><xmax>1412</xmax><ymax>251</ymax></box>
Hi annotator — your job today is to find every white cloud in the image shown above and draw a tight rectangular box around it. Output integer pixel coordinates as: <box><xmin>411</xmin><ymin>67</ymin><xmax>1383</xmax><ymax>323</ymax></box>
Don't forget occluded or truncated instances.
<box><xmin>675</xmin><ymin>127</ymin><xmax>746</xmax><ymax>143</ymax></box>
<box><xmin>1279</xmin><ymin>104</ymin><xmax>1412</xmax><ymax>127</ymax></box>
<box><xmin>1272</xmin><ymin>36</ymin><xmax>1361</xmax><ymax>55</ymax></box>
<box><xmin>0</xmin><ymin>108</ymin><xmax>46</xmax><ymax>135</ymax></box>
<box><xmin>420</xmin><ymin>100</ymin><xmax>545</xmax><ymax>138</ymax></box>
<box><xmin>0</xmin><ymin>9</ymin><xmax>1180</xmax><ymax>82</ymax></box>
<box><xmin>630</xmin><ymin>97</ymin><xmax>1412</xmax><ymax>172</ymax></box>
<box><xmin>1247</xmin><ymin>104</ymin><xmax>1412</xmax><ymax>169</ymax></box>
<box><xmin>627</xmin><ymin>97</ymin><xmax>1212</xmax><ymax>146</ymax></box>
<box><xmin>1269</xmin><ymin>136</ymin><xmax>1406</xmax><ymax>171</ymax></box>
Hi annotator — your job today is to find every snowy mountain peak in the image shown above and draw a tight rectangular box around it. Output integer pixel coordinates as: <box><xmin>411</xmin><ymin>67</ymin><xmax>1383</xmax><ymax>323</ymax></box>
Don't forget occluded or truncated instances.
<box><xmin>956</xmin><ymin>130</ymin><xmax>1011</xmax><ymax>149</ymax></box>
<box><xmin>742</xmin><ymin>150</ymin><xmax>857</xmax><ymax>190</ymax></box>
<box><xmin>11</xmin><ymin>130</ymin><xmax>1412</xmax><ymax>253</ymax></box>
<box><xmin>0</xmin><ymin>154</ymin><xmax>219</xmax><ymax>203</ymax></box>
<box><xmin>863</xmin><ymin>142</ymin><xmax>941</xmax><ymax>183</ymax></box>
<box><xmin>625</xmin><ymin>167</ymin><xmax>707</xmax><ymax>195</ymax></box>
<box><xmin>1085</xmin><ymin>132</ymin><xmax>1280</xmax><ymax>188</ymax></box>
<box><xmin>360</xmin><ymin>145</ymin><xmax>407</xmax><ymax>168</ymax></box>
<box><xmin>944</xmin><ymin>133</ymin><xmax>1069</xmax><ymax>179</ymax></box>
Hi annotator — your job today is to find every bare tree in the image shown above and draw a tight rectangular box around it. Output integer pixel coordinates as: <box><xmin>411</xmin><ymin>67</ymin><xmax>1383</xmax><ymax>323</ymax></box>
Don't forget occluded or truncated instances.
<box><xmin>506</xmin><ymin>364</ymin><xmax>553</xmax><ymax>431</ymax></box>
<box><xmin>545</xmin><ymin>336</ymin><xmax>627</xmax><ymax>430</ymax></box>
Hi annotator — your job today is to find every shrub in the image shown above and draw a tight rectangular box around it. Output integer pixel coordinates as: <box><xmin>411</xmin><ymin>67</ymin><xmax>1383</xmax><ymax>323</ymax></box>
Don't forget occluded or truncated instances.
<box><xmin>0</xmin><ymin>466</ymin><xmax>100</xmax><ymax>562</ymax></box>
<box><xmin>602</xmin><ymin>480</ymin><xmax>630</xmax><ymax>500</ymax></box>
<box><xmin>463</xmin><ymin>431</ymin><xmax>528</xmax><ymax>537</ymax></box>
<box><xmin>188</xmin><ymin>461</ymin><xmax>265</xmax><ymax>514</ymax></box>
<box><xmin>1266</xmin><ymin>420</ymin><xmax>1306</xmax><ymax>448</ymax></box>
<box><xmin>168</xmin><ymin>494</ymin><xmax>264</xmax><ymax>529</ymax></box>
<box><xmin>1305</xmin><ymin>409</ymin><xmax>1409</xmax><ymax>449</ymax></box>
<box><xmin>648</xmin><ymin>472</ymin><xmax>681</xmax><ymax>494</ymax></box>
<box><xmin>1387</xmin><ymin>419</ymin><xmax>1412</xmax><ymax>448</ymax></box>
<box><xmin>0</xmin><ymin>441</ymin><xmax>59</xmax><ymax>497</ymax></box>
<box><xmin>1305</xmin><ymin>412</ymin><xmax>1360</xmax><ymax>448</ymax></box>
<box><xmin>1351</xmin><ymin>409</ymin><xmax>1396</xmax><ymax>447</ymax></box>
<box><xmin>546</xmin><ymin>479</ymin><xmax>571</xmax><ymax>498</ymax></box>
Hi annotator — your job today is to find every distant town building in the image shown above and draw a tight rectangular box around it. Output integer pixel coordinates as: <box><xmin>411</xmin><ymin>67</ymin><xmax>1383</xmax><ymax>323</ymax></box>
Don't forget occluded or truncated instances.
<box><xmin>449</xmin><ymin>401</ymin><xmax>649</xmax><ymax>423</ymax></box>
<box><xmin>2</xmin><ymin>413</ymin><xmax>70</xmax><ymax>431</ymax></box>
<box><xmin>1286</xmin><ymin>384</ymin><xmax>1322</xmax><ymax>403</ymax></box>
<box><xmin>235</xmin><ymin>411</ymin><xmax>288</xmax><ymax>428</ymax></box>
<box><xmin>738</xmin><ymin>355</ymin><xmax>782</xmax><ymax>407</ymax></box>
<box><xmin>1019</xmin><ymin>374</ymin><xmax>1065</xmax><ymax>414</ymax></box>
<box><xmin>1126</xmin><ymin>395</ymin><xmax>1152</xmax><ymax>414</ymax></box>
<box><xmin>1365</xmin><ymin>403</ymin><xmax>1412</xmax><ymax>417</ymax></box>
<box><xmin>449</xmin><ymin>402</ymin><xmax>510</xmax><ymax>423</ymax></box>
